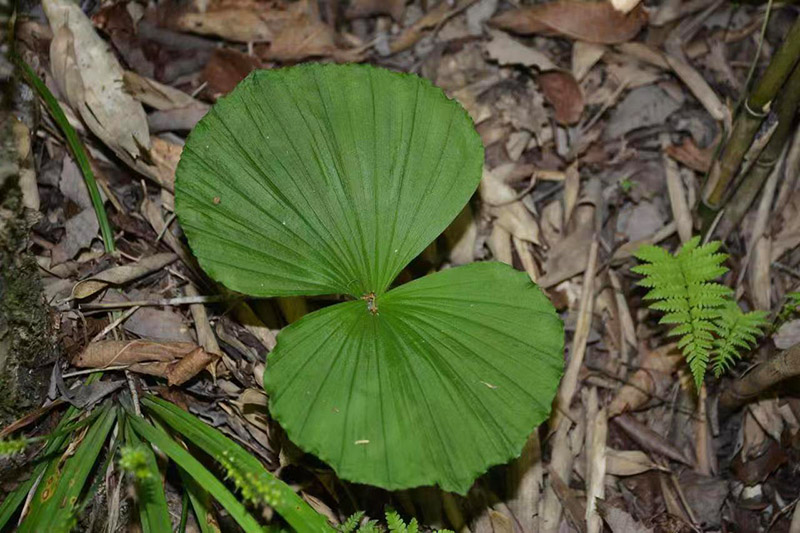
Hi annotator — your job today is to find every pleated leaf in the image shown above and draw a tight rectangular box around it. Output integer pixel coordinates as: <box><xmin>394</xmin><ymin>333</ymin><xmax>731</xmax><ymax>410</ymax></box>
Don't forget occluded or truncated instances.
<box><xmin>175</xmin><ymin>63</ymin><xmax>483</xmax><ymax>298</ymax></box>
<box><xmin>264</xmin><ymin>263</ymin><xmax>563</xmax><ymax>494</ymax></box>
<box><xmin>176</xmin><ymin>63</ymin><xmax>564</xmax><ymax>493</ymax></box>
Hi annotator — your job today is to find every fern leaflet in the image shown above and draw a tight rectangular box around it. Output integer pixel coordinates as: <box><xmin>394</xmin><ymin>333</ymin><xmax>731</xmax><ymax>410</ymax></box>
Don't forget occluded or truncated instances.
<box><xmin>712</xmin><ymin>302</ymin><xmax>769</xmax><ymax>377</ymax></box>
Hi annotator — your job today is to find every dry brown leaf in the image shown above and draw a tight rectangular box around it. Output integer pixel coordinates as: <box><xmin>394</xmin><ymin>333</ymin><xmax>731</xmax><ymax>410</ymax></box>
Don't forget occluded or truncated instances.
<box><xmin>44</xmin><ymin>0</ymin><xmax>150</xmax><ymax>161</ymax></box>
<box><xmin>261</xmin><ymin>18</ymin><xmax>341</xmax><ymax>62</ymax></box>
<box><xmin>488</xmin><ymin>225</ymin><xmax>514</xmax><ymax>265</ymax></box>
<box><xmin>664</xmin><ymin>137</ymin><xmax>714</xmax><ymax>173</ymax></box>
<box><xmin>345</xmin><ymin>0</ymin><xmax>406</xmax><ymax>21</ymax></box>
<box><xmin>481</xmin><ymin>166</ymin><xmax>541</xmax><ymax>245</ymax></box>
<box><xmin>608</xmin><ymin>344</ymin><xmax>682</xmax><ymax>417</ymax></box>
<box><xmin>485</xmin><ymin>30</ymin><xmax>558</xmax><ymax>71</ymax></box>
<box><xmin>202</xmin><ymin>48</ymin><xmax>262</xmax><ymax>98</ymax></box>
<box><xmin>490</xmin><ymin>1</ymin><xmax>647</xmax><ymax>45</ymax></box>
<box><xmin>539</xmin><ymin>70</ymin><xmax>584</xmax><ymax>125</ymax></box>
<box><xmin>598</xmin><ymin>503</ymin><xmax>654</xmax><ymax>533</ymax></box>
<box><xmin>663</xmin><ymin>53</ymin><xmax>728</xmax><ymax>125</ymax></box>
<box><xmin>606</xmin><ymin>449</ymin><xmax>664</xmax><ymax>476</ymax></box>
<box><xmin>166</xmin><ymin>347</ymin><xmax>217</xmax><ymax>386</ymax></box>
<box><xmin>614</xmin><ymin>414</ymin><xmax>694</xmax><ymax>465</ymax></box>
<box><xmin>72</xmin><ymin>340</ymin><xmax>197</xmax><ymax>368</ymax></box>
<box><xmin>610</xmin><ymin>0</ymin><xmax>641</xmax><ymax>14</ymax></box>
<box><xmin>123</xmin><ymin>71</ymin><xmax>200</xmax><ymax>111</ymax></box>
<box><xmin>51</xmin><ymin>208</ymin><xmax>100</xmax><ymax>265</ymax></box>
<box><xmin>72</xmin><ymin>253</ymin><xmax>178</xmax><ymax>299</ymax></box>
<box><xmin>390</xmin><ymin>0</ymin><xmax>475</xmax><ymax>54</ymax></box>
<box><xmin>164</xmin><ymin>0</ymin><xmax>300</xmax><ymax>42</ymax></box>
<box><xmin>572</xmin><ymin>41</ymin><xmax>606</xmax><ymax>81</ymax></box>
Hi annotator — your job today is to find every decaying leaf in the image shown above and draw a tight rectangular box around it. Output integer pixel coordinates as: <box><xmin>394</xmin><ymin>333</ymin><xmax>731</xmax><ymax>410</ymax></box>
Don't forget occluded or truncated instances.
<box><xmin>72</xmin><ymin>253</ymin><xmax>178</xmax><ymax>299</ymax></box>
<box><xmin>606</xmin><ymin>448</ymin><xmax>665</xmax><ymax>476</ymax></box>
<box><xmin>162</xmin><ymin>0</ymin><xmax>301</xmax><ymax>42</ymax></box>
<box><xmin>597</xmin><ymin>503</ymin><xmax>654</xmax><ymax>533</ymax></box>
<box><xmin>44</xmin><ymin>0</ymin><xmax>150</xmax><ymax>161</ymax></box>
<box><xmin>202</xmin><ymin>48</ymin><xmax>262</xmax><ymax>98</ymax></box>
<box><xmin>51</xmin><ymin>208</ymin><xmax>100</xmax><ymax>264</ymax></box>
<box><xmin>538</xmin><ymin>70</ymin><xmax>584</xmax><ymax>125</ymax></box>
<box><xmin>124</xmin><ymin>71</ymin><xmax>201</xmax><ymax>111</ymax></box>
<box><xmin>485</xmin><ymin>30</ymin><xmax>558</xmax><ymax>71</ymax></box>
<box><xmin>608</xmin><ymin>344</ymin><xmax>682</xmax><ymax>417</ymax></box>
<box><xmin>480</xmin><ymin>166</ymin><xmax>541</xmax><ymax>245</ymax></box>
<box><xmin>72</xmin><ymin>340</ymin><xmax>197</xmax><ymax>368</ymax></box>
<box><xmin>166</xmin><ymin>347</ymin><xmax>217</xmax><ymax>386</ymax></box>
<box><xmin>490</xmin><ymin>1</ymin><xmax>647</xmax><ymax>45</ymax></box>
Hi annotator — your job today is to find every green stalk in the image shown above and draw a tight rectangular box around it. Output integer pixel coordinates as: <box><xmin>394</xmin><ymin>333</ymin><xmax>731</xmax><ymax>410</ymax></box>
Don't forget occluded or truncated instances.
<box><xmin>700</xmin><ymin>16</ymin><xmax>800</xmax><ymax>220</ymax></box>
<box><xmin>9</xmin><ymin>51</ymin><xmax>116</xmax><ymax>253</ymax></box>
<box><xmin>716</xmin><ymin>63</ymin><xmax>800</xmax><ymax>239</ymax></box>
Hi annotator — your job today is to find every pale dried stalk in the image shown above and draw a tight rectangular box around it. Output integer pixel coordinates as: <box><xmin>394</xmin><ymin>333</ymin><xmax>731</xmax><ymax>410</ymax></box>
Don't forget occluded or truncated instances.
<box><xmin>662</xmin><ymin>133</ymin><xmax>693</xmax><ymax>243</ymax></box>
<box><xmin>541</xmin><ymin>418</ymin><xmax>573</xmax><ymax>533</ymax></box>
<box><xmin>507</xmin><ymin>431</ymin><xmax>543</xmax><ymax>532</ymax></box>
<box><xmin>585</xmin><ymin>390</ymin><xmax>607</xmax><ymax>533</ymax></box>
<box><xmin>551</xmin><ymin>237</ymin><xmax>599</xmax><ymax>429</ymax></box>
<box><xmin>735</xmin><ymin>146</ymin><xmax>785</xmax><ymax>299</ymax></box>
<box><xmin>693</xmin><ymin>384</ymin><xmax>714</xmax><ymax>475</ymax></box>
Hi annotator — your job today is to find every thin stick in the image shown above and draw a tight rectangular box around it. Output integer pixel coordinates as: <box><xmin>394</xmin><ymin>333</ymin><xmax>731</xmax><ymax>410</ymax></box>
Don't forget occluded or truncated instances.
<box><xmin>80</xmin><ymin>294</ymin><xmax>230</xmax><ymax>310</ymax></box>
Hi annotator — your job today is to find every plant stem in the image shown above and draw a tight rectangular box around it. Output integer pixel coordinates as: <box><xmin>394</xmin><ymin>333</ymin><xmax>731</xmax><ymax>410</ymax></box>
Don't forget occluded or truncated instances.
<box><xmin>700</xmin><ymin>15</ymin><xmax>800</xmax><ymax>222</ymax></box>
<box><xmin>716</xmin><ymin>62</ymin><xmax>800</xmax><ymax>239</ymax></box>
<box><xmin>10</xmin><ymin>51</ymin><xmax>116</xmax><ymax>253</ymax></box>
<box><xmin>719</xmin><ymin>342</ymin><xmax>800</xmax><ymax>414</ymax></box>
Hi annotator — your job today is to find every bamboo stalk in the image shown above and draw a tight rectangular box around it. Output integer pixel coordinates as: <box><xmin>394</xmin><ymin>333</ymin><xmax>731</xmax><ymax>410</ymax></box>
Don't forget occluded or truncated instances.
<box><xmin>716</xmin><ymin>62</ymin><xmax>800</xmax><ymax>239</ymax></box>
<box><xmin>700</xmin><ymin>16</ymin><xmax>800</xmax><ymax>219</ymax></box>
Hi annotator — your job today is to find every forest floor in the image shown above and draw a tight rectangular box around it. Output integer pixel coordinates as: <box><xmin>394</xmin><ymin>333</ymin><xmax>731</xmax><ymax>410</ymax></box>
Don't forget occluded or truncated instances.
<box><xmin>1</xmin><ymin>0</ymin><xmax>800</xmax><ymax>531</ymax></box>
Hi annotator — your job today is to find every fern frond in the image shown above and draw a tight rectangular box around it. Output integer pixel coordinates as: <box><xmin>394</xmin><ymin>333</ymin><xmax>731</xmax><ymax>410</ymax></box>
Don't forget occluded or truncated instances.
<box><xmin>339</xmin><ymin>512</ymin><xmax>365</xmax><ymax>533</ymax></box>
<box><xmin>712</xmin><ymin>302</ymin><xmax>769</xmax><ymax>377</ymax></box>
<box><xmin>634</xmin><ymin>237</ymin><xmax>733</xmax><ymax>389</ymax></box>
<box><xmin>387</xmin><ymin>511</ymin><xmax>406</xmax><ymax>533</ymax></box>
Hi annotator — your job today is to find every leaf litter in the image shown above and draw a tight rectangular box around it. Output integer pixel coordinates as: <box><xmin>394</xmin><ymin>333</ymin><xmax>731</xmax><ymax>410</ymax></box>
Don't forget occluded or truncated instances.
<box><xmin>6</xmin><ymin>0</ymin><xmax>800</xmax><ymax>530</ymax></box>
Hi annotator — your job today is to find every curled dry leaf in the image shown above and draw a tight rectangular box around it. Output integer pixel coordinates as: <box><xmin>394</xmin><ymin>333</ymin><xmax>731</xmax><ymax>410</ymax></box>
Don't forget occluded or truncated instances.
<box><xmin>72</xmin><ymin>252</ymin><xmax>178</xmax><ymax>299</ymax></box>
<box><xmin>166</xmin><ymin>346</ymin><xmax>217</xmax><ymax>386</ymax></box>
<box><xmin>44</xmin><ymin>0</ymin><xmax>150</xmax><ymax>161</ymax></box>
<box><xmin>538</xmin><ymin>70</ymin><xmax>584</xmax><ymax>125</ymax></box>
<box><xmin>72</xmin><ymin>340</ymin><xmax>197</xmax><ymax>368</ymax></box>
<box><xmin>490</xmin><ymin>1</ymin><xmax>647</xmax><ymax>45</ymax></box>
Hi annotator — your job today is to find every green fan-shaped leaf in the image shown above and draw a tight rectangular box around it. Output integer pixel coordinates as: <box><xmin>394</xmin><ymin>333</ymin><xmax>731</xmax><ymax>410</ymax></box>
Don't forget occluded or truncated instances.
<box><xmin>175</xmin><ymin>63</ymin><xmax>483</xmax><ymax>298</ymax></box>
<box><xmin>264</xmin><ymin>263</ymin><xmax>563</xmax><ymax>494</ymax></box>
<box><xmin>177</xmin><ymin>63</ymin><xmax>563</xmax><ymax>494</ymax></box>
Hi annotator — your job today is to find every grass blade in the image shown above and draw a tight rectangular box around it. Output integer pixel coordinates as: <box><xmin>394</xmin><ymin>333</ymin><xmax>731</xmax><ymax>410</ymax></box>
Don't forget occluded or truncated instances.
<box><xmin>177</xmin><ymin>467</ymin><xmax>222</xmax><ymax>533</ymax></box>
<box><xmin>126</xmin><ymin>413</ymin><xmax>265</xmax><ymax>533</ymax></box>
<box><xmin>141</xmin><ymin>395</ymin><xmax>333</xmax><ymax>533</ymax></box>
<box><xmin>122</xmin><ymin>419</ymin><xmax>173</xmax><ymax>533</ymax></box>
<box><xmin>17</xmin><ymin>405</ymin><xmax>117</xmax><ymax>533</ymax></box>
<box><xmin>9</xmin><ymin>50</ymin><xmax>115</xmax><ymax>253</ymax></box>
